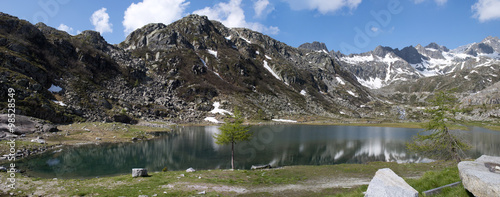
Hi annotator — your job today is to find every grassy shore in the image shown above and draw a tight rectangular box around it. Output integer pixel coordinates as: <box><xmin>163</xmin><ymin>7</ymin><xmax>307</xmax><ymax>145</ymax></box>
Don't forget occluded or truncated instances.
<box><xmin>0</xmin><ymin>160</ymin><xmax>469</xmax><ymax>196</ymax></box>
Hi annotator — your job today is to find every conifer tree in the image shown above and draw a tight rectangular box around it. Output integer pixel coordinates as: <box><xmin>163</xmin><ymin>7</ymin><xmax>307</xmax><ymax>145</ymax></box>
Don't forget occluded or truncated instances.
<box><xmin>407</xmin><ymin>91</ymin><xmax>470</xmax><ymax>162</ymax></box>
<box><xmin>213</xmin><ymin>108</ymin><xmax>252</xmax><ymax>169</ymax></box>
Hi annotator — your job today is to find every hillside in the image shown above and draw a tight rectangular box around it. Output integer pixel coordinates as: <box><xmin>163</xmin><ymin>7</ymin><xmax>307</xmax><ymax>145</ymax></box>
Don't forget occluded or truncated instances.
<box><xmin>0</xmin><ymin>13</ymin><xmax>377</xmax><ymax>124</ymax></box>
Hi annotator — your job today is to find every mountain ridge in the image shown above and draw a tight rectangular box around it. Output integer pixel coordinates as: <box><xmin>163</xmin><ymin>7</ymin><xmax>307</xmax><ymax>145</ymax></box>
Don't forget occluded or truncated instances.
<box><xmin>0</xmin><ymin>12</ymin><xmax>499</xmax><ymax>124</ymax></box>
<box><xmin>0</xmin><ymin>13</ymin><xmax>377</xmax><ymax>124</ymax></box>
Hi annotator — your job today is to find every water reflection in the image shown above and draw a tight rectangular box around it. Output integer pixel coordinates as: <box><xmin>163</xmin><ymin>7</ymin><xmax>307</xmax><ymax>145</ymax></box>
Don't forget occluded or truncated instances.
<box><xmin>16</xmin><ymin>125</ymin><xmax>500</xmax><ymax>178</ymax></box>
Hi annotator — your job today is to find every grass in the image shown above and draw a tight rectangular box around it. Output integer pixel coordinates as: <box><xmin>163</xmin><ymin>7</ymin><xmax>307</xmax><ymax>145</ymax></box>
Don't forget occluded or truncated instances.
<box><xmin>0</xmin><ymin>160</ymin><xmax>467</xmax><ymax>196</ymax></box>
<box><xmin>0</xmin><ymin>122</ymin><xmax>173</xmax><ymax>157</ymax></box>
<box><xmin>406</xmin><ymin>167</ymin><xmax>472</xmax><ymax>197</ymax></box>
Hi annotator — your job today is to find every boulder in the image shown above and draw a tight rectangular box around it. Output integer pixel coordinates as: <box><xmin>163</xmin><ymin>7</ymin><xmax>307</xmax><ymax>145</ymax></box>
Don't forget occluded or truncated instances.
<box><xmin>30</xmin><ymin>137</ymin><xmax>46</xmax><ymax>144</ymax></box>
<box><xmin>458</xmin><ymin>155</ymin><xmax>500</xmax><ymax>197</ymax></box>
<box><xmin>251</xmin><ymin>164</ymin><xmax>271</xmax><ymax>170</ymax></box>
<box><xmin>186</xmin><ymin>167</ymin><xmax>196</xmax><ymax>173</ymax></box>
<box><xmin>0</xmin><ymin>114</ymin><xmax>58</xmax><ymax>136</ymax></box>
<box><xmin>132</xmin><ymin>168</ymin><xmax>148</xmax><ymax>177</ymax></box>
<box><xmin>365</xmin><ymin>168</ymin><xmax>418</xmax><ymax>197</ymax></box>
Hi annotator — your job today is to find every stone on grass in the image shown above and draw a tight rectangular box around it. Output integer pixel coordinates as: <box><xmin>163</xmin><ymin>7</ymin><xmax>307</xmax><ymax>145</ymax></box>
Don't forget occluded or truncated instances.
<box><xmin>132</xmin><ymin>168</ymin><xmax>148</xmax><ymax>177</ymax></box>
<box><xmin>365</xmin><ymin>168</ymin><xmax>418</xmax><ymax>197</ymax></box>
<box><xmin>458</xmin><ymin>155</ymin><xmax>500</xmax><ymax>197</ymax></box>
<box><xmin>186</xmin><ymin>167</ymin><xmax>196</xmax><ymax>172</ymax></box>
<box><xmin>251</xmin><ymin>164</ymin><xmax>271</xmax><ymax>170</ymax></box>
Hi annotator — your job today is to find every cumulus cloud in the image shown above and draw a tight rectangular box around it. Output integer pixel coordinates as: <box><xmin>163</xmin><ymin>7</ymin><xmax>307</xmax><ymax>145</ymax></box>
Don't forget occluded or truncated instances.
<box><xmin>254</xmin><ymin>0</ymin><xmax>273</xmax><ymax>18</ymax></box>
<box><xmin>57</xmin><ymin>24</ymin><xmax>75</xmax><ymax>35</ymax></box>
<box><xmin>91</xmin><ymin>8</ymin><xmax>113</xmax><ymax>34</ymax></box>
<box><xmin>414</xmin><ymin>0</ymin><xmax>447</xmax><ymax>5</ymax></box>
<box><xmin>283</xmin><ymin>0</ymin><xmax>362</xmax><ymax>14</ymax></box>
<box><xmin>193</xmin><ymin>0</ymin><xmax>279</xmax><ymax>35</ymax></box>
<box><xmin>472</xmin><ymin>0</ymin><xmax>500</xmax><ymax>22</ymax></box>
<box><xmin>122</xmin><ymin>0</ymin><xmax>190</xmax><ymax>34</ymax></box>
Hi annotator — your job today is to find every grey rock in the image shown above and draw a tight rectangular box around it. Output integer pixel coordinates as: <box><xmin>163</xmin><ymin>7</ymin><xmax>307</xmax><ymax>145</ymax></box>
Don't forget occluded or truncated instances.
<box><xmin>186</xmin><ymin>167</ymin><xmax>196</xmax><ymax>172</ymax></box>
<box><xmin>251</xmin><ymin>164</ymin><xmax>271</xmax><ymax>170</ymax></box>
<box><xmin>365</xmin><ymin>168</ymin><xmax>418</xmax><ymax>197</ymax></box>
<box><xmin>298</xmin><ymin>41</ymin><xmax>328</xmax><ymax>52</ymax></box>
<box><xmin>132</xmin><ymin>168</ymin><xmax>148</xmax><ymax>177</ymax></box>
<box><xmin>30</xmin><ymin>137</ymin><xmax>46</xmax><ymax>144</ymax></box>
<box><xmin>0</xmin><ymin>115</ymin><xmax>58</xmax><ymax>136</ymax></box>
<box><xmin>458</xmin><ymin>155</ymin><xmax>500</xmax><ymax>197</ymax></box>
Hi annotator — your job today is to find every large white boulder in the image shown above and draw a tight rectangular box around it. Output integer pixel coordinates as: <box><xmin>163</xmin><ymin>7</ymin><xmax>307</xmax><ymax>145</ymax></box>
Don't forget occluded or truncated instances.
<box><xmin>458</xmin><ymin>155</ymin><xmax>500</xmax><ymax>197</ymax></box>
<box><xmin>365</xmin><ymin>168</ymin><xmax>418</xmax><ymax>197</ymax></box>
<box><xmin>132</xmin><ymin>168</ymin><xmax>148</xmax><ymax>177</ymax></box>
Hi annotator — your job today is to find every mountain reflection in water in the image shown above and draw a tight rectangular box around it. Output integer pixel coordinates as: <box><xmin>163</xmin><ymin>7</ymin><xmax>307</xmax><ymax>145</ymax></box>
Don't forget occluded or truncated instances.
<box><xmin>17</xmin><ymin>125</ymin><xmax>500</xmax><ymax>178</ymax></box>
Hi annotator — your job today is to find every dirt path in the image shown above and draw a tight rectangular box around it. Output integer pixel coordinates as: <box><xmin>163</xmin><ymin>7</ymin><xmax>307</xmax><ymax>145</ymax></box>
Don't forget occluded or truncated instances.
<box><xmin>160</xmin><ymin>176</ymin><xmax>371</xmax><ymax>196</ymax></box>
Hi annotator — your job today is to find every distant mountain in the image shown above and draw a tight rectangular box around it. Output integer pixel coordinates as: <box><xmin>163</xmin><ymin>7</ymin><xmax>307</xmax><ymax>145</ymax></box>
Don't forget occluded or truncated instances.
<box><xmin>338</xmin><ymin>36</ymin><xmax>500</xmax><ymax>89</ymax></box>
<box><xmin>0</xmin><ymin>13</ymin><xmax>374</xmax><ymax>123</ymax></box>
<box><xmin>298</xmin><ymin>41</ymin><xmax>329</xmax><ymax>53</ymax></box>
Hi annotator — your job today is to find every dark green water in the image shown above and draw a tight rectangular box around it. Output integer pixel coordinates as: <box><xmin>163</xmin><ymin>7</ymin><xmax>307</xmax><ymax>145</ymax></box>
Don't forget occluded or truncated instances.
<box><xmin>16</xmin><ymin>125</ymin><xmax>500</xmax><ymax>178</ymax></box>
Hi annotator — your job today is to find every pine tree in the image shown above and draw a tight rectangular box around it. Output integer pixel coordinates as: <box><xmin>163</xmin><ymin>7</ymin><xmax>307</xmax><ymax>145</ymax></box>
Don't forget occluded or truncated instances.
<box><xmin>406</xmin><ymin>91</ymin><xmax>471</xmax><ymax>162</ymax></box>
<box><xmin>213</xmin><ymin>108</ymin><xmax>252</xmax><ymax>169</ymax></box>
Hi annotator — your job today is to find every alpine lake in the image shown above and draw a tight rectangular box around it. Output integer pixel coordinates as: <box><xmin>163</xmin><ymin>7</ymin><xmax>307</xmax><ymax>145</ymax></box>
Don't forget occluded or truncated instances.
<box><xmin>15</xmin><ymin>125</ymin><xmax>500</xmax><ymax>179</ymax></box>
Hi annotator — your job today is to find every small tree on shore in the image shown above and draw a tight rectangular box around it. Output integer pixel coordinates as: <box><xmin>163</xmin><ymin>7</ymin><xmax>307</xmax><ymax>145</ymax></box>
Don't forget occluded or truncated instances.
<box><xmin>406</xmin><ymin>91</ymin><xmax>470</xmax><ymax>162</ymax></box>
<box><xmin>213</xmin><ymin>108</ymin><xmax>252</xmax><ymax>169</ymax></box>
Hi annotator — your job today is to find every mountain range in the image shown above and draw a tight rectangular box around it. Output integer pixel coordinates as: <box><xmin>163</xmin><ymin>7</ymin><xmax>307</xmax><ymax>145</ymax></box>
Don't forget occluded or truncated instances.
<box><xmin>0</xmin><ymin>12</ymin><xmax>499</xmax><ymax>124</ymax></box>
<box><xmin>336</xmin><ymin>36</ymin><xmax>500</xmax><ymax>89</ymax></box>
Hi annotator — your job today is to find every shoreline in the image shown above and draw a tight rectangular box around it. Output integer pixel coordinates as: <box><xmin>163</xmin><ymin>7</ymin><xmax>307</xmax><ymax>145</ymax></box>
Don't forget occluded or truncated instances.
<box><xmin>0</xmin><ymin>160</ymin><xmax>463</xmax><ymax>196</ymax></box>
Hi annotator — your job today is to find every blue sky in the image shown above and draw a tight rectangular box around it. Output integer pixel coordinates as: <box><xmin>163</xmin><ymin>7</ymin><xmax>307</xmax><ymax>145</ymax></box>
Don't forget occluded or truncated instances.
<box><xmin>1</xmin><ymin>0</ymin><xmax>499</xmax><ymax>54</ymax></box>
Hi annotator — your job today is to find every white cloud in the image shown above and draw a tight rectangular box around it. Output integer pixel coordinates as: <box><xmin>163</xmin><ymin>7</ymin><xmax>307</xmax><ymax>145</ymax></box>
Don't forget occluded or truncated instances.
<box><xmin>434</xmin><ymin>0</ymin><xmax>447</xmax><ymax>5</ymax></box>
<box><xmin>254</xmin><ymin>0</ymin><xmax>273</xmax><ymax>18</ymax></box>
<box><xmin>284</xmin><ymin>0</ymin><xmax>362</xmax><ymax>14</ymax></box>
<box><xmin>414</xmin><ymin>0</ymin><xmax>447</xmax><ymax>5</ymax></box>
<box><xmin>472</xmin><ymin>0</ymin><xmax>500</xmax><ymax>22</ymax></box>
<box><xmin>193</xmin><ymin>0</ymin><xmax>279</xmax><ymax>35</ymax></box>
<box><xmin>57</xmin><ymin>23</ymin><xmax>75</xmax><ymax>35</ymax></box>
<box><xmin>91</xmin><ymin>8</ymin><xmax>113</xmax><ymax>34</ymax></box>
<box><xmin>370</xmin><ymin>27</ymin><xmax>379</xmax><ymax>33</ymax></box>
<box><xmin>123</xmin><ymin>0</ymin><xmax>190</xmax><ymax>34</ymax></box>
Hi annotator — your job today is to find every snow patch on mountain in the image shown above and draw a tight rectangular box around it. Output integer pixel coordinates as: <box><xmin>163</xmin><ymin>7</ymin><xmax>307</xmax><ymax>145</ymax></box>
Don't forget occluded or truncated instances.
<box><xmin>207</xmin><ymin>49</ymin><xmax>218</xmax><ymax>58</ymax></box>
<box><xmin>263</xmin><ymin>60</ymin><xmax>288</xmax><ymax>85</ymax></box>
<box><xmin>347</xmin><ymin>90</ymin><xmax>358</xmax><ymax>97</ymax></box>
<box><xmin>357</xmin><ymin>77</ymin><xmax>384</xmax><ymax>89</ymax></box>
<box><xmin>336</xmin><ymin>77</ymin><xmax>345</xmax><ymax>85</ymax></box>
<box><xmin>342</xmin><ymin>54</ymin><xmax>375</xmax><ymax>64</ymax></box>
<box><xmin>300</xmin><ymin>89</ymin><xmax>307</xmax><ymax>96</ymax></box>
<box><xmin>210</xmin><ymin>102</ymin><xmax>233</xmax><ymax>115</ymax></box>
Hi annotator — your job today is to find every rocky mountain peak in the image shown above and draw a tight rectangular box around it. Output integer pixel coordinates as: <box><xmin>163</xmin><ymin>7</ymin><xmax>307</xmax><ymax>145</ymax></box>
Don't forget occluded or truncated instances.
<box><xmin>466</xmin><ymin>43</ymin><xmax>494</xmax><ymax>56</ymax></box>
<box><xmin>425</xmin><ymin>42</ymin><xmax>449</xmax><ymax>52</ymax></box>
<box><xmin>120</xmin><ymin>14</ymin><xmax>225</xmax><ymax>51</ymax></box>
<box><xmin>372</xmin><ymin>45</ymin><xmax>394</xmax><ymax>57</ymax></box>
<box><xmin>482</xmin><ymin>36</ymin><xmax>499</xmax><ymax>44</ymax></box>
<box><xmin>299</xmin><ymin>41</ymin><xmax>328</xmax><ymax>52</ymax></box>
<box><xmin>481</xmin><ymin>36</ymin><xmax>500</xmax><ymax>53</ymax></box>
<box><xmin>393</xmin><ymin>46</ymin><xmax>427</xmax><ymax>64</ymax></box>
<box><xmin>77</xmin><ymin>30</ymin><xmax>110</xmax><ymax>51</ymax></box>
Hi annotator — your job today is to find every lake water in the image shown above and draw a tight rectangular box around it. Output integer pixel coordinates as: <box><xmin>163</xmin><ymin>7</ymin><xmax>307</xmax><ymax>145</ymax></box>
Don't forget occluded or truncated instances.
<box><xmin>16</xmin><ymin>125</ymin><xmax>500</xmax><ymax>178</ymax></box>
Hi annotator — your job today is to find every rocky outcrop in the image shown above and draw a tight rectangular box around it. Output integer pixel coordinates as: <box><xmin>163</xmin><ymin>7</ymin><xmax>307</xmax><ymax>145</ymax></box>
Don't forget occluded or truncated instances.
<box><xmin>365</xmin><ymin>168</ymin><xmax>418</xmax><ymax>197</ymax></box>
<box><xmin>458</xmin><ymin>155</ymin><xmax>500</xmax><ymax>197</ymax></box>
<box><xmin>298</xmin><ymin>41</ymin><xmax>328</xmax><ymax>52</ymax></box>
<box><xmin>0</xmin><ymin>114</ymin><xmax>58</xmax><ymax>137</ymax></box>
